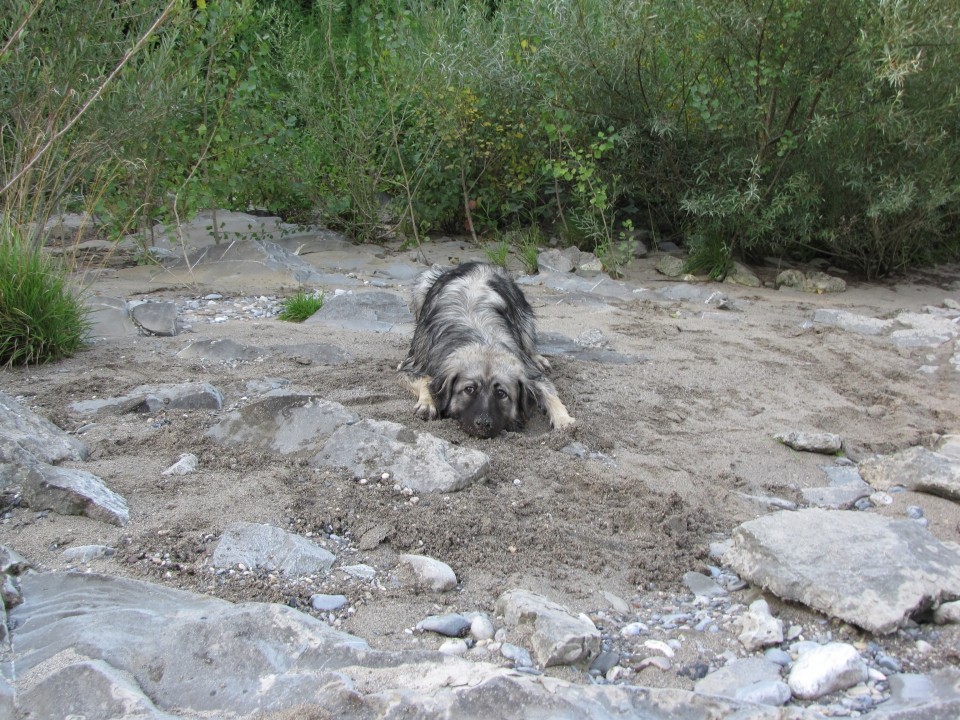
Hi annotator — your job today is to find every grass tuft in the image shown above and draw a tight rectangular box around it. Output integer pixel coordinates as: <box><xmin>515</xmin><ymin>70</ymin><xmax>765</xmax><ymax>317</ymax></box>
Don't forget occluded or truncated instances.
<box><xmin>0</xmin><ymin>226</ymin><xmax>91</xmax><ymax>366</ymax></box>
<box><xmin>277</xmin><ymin>290</ymin><xmax>323</xmax><ymax>322</ymax></box>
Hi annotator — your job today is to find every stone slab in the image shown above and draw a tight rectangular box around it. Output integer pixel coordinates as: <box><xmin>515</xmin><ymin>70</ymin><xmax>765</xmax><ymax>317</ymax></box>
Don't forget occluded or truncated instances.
<box><xmin>724</xmin><ymin>509</ymin><xmax>960</xmax><ymax>634</ymax></box>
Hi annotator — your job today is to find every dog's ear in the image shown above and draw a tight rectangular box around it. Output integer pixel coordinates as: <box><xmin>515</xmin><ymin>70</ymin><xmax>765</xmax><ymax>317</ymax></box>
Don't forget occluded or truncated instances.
<box><xmin>429</xmin><ymin>374</ymin><xmax>456</xmax><ymax>416</ymax></box>
<box><xmin>518</xmin><ymin>379</ymin><xmax>544</xmax><ymax>421</ymax></box>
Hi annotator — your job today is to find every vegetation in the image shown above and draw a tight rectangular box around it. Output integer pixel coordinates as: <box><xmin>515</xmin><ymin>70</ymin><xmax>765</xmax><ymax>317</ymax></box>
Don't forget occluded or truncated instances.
<box><xmin>1</xmin><ymin>0</ymin><xmax>958</xmax><ymax>299</ymax></box>
<box><xmin>0</xmin><ymin>223</ymin><xmax>90</xmax><ymax>366</ymax></box>
<box><xmin>278</xmin><ymin>290</ymin><xmax>324</xmax><ymax>322</ymax></box>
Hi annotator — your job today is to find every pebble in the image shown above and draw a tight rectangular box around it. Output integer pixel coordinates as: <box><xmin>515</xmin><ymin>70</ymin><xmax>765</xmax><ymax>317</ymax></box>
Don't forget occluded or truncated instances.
<box><xmin>636</xmin><ymin>656</ymin><xmax>672</xmax><ymax>672</ymax></box>
<box><xmin>738</xmin><ymin>599</ymin><xmax>784</xmax><ymax>651</ymax></box>
<box><xmin>469</xmin><ymin>614</ymin><xmax>495</xmax><ymax>641</ymax></box>
<box><xmin>338</xmin><ymin>564</ymin><xmax>376</xmax><ymax>581</ymax></box>
<box><xmin>589</xmin><ymin>650</ymin><xmax>620</xmax><ymax>676</ymax></box>
<box><xmin>764</xmin><ymin>648</ymin><xmax>792</xmax><ymax>667</ymax></box>
<box><xmin>643</xmin><ymin>639</ymin><xmax>675</xmax><ymax>658</ymax></box>
<box><xmin>788</xmin><ymin>642</ymin><xmax>868</xmax><ymax>700</ymax></box>
<box><xmin>438</xmin><ymin>639</ymin><xmax>469</xmax><ymax>656</ymax></box>
<box><xmin>500</xmin><ymin>642</ymin><xmax>533</xmax><ymax>668</ymax></box>
<box><xmin>309</xmin><ymin>594</ymin><xmax>348</xmax><ymax>612</ymax></box>
<box><xmin>621</xmin><ymin>622</ymin><xmax>648</xmax><ymax>637</ymax></box>
<box><xmin>417</xmin><ymin>613</ymin><xmax>471</xmax><ymax>638</ymax></box>
<box><xmin>876</xmin><ymin>654</ymin><xmax>901</xmax><ymax>673</ymax></box>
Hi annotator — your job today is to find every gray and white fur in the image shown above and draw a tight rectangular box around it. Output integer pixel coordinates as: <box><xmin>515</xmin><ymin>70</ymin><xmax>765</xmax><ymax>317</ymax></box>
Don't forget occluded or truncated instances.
<box><xmin>398</xmin><ymin>262</ymin><xmax>575</xmax><ymax>438</ymax></box>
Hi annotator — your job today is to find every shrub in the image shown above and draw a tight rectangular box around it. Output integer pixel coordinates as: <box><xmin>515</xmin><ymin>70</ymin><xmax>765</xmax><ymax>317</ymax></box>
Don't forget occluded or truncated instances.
<box><xmin>0</xmin><ymin>226</ymin><xmax>90</xmax><ymax>366</ymax></box>
<box><xmin>277</xmin><ymin>290</ymin><xmax>323</xmax><ymax>322</ymax></box>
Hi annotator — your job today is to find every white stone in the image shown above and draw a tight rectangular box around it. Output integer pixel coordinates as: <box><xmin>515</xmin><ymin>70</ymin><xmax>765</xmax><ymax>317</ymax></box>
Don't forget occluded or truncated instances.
<box><xmin>397</xmin><ymin>554</ymin><xmax>457</xmax><ymax>592</ymax></box>
<box><xmin>788</xmin><ymin>642</ymin><xmax>868</xmax><ymax>699</ymax></box>
<box><xmin>738</xmin><ymin>599</ymin><xmax>784</xmax><ymax>651</ymax></box>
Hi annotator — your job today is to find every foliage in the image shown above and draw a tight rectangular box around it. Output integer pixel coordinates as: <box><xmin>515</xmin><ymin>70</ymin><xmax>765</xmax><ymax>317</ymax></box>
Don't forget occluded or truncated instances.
<box><xmin>0</xmin><ymin>224</ymin><xmax>90</xmax><ymax>366</ymax></box>
<box><xmin>2</xmin><ymin>0</ymin><xmax>959</xmax><ymax>279</ymax></box>
<box><xmin>484</xmin><ymin>238</ymin><xmax>510</xmax><ymax>268</ymax></box>
<box><xmin>277</xmin><ymin>290</ymin><xmax>324</xmax><ymax>322</ymax></box>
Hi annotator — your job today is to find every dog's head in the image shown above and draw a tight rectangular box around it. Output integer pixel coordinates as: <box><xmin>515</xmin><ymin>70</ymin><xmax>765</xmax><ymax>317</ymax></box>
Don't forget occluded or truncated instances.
<box><xmin>429</xmin><ymin>346</ymin><xmax>543</xmax><ymax>439</ymax></box>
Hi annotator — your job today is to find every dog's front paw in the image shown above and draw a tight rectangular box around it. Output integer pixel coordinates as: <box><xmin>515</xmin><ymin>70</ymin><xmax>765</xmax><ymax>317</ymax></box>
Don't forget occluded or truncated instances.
<box><xmin>414</xmin><ymin>400</ymin><xmax>439</xmax><ymax>421</ymax></box>
<box><xmin>551</xmin><ymin>413</ymin><xmax>576</xmax><ymax>431</ymax></box>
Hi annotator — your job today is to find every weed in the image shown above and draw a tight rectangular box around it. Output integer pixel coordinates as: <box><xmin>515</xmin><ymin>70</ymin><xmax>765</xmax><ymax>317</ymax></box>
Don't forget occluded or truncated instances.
<box><xmin>485</xmin><ymin>239</ymin><xmax>510</xmax><ymax>268</ymax></box>
<box><xmin>277</xmin><ymin>290</ymin><xmax>323</xmax><ymax>322</ymax></box>
<box><xmin>0</xmin><ymin>225</ymin><xmax>91</xmax><ymax>366</ymax></box>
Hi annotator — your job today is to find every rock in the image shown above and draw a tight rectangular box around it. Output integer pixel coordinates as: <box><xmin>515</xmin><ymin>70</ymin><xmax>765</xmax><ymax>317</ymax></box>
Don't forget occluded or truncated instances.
<box><xmin>934</xmin><ymin>601</ymin><xmax>960</xmax><ymax>625</ymax></box>
<box><xmin>683</xmin><ymin>571</ymin><xmax>727</xmax><ymax>599</ymax></box>
<box><xmin>438</xmin><ymin>638</ymin><xmax>469</xmax><ymax>656</ymax></box>
<box><xmin>859</xmin><ymin>446</ymin><xmax>960</xmax><ymax>503</ymax></box>
<box><xmin>22</xmin><ymin>464</ymin><xmax>129</xmax><ymax>526</ymax></box>
<box><xmin>84</xmin><ymin>296</ymin><xmax>139</xmax><ymax>339</ymax></box>
<box><xmin>724</xmin><ymin>509</ymin><xmax>960</xmax><ymax>634</ymax></box>
<box><xmin>211</xmin><ymin>522</ymin><xmax>335</xmax><ymax>575</ymax></box>
<box><xmin>787</xmin><ymin>642</ymin><xmax>867</xmax><ymax>699</ymax></box>
<box><xmin>61</xmin><ymin>545</ymin><xmax>115</xmax><ymax>563</ymax></box>
<box><xmin>176</xmin><ymin>338</ymin><xmax>268</xmax><ymax>362</ymax></box>
<box><xmin>9</xmin><ymin>571</ymin><xmax>825</xmax><ymax>720</ymax></box>
<box><xmin>538</xmin><ymin>248</ymin><xmax>575</xmax><ymax>274</ymax></box>
<box><xmin>814</xmin><ymin>309</ymin><xmax>894</xmax><ymax>336</ymax></box>
<box><xmin>130</xmin><ymin>301</ymin><xmax>178</xmax><ymax>336</ymax></box>
<box><xmin>314</xmin><ymin>419</ymin><xmax>489</xmax><ymax>493</ymax></box>
<box><xmin>357</xmin><ymin>522</ymin><xmax>392</xmax><ymax>551</ymax></box>
<box><xmin>500</xmin><ymin>642</ymin><xmax>533</xmax><ymax>668</ymax></box>
<box><xmin>397</xmin><ymin>554</ymin><xmax>457</xmax><ymax>592</ymax></box>
<box><xmin>882</xmin><ymin>669</ymin><xmax>960</xmax><ymax>718</ymax></box>
<box><xmin>495</xmin><ymin>589</ymin><xmax>601</xmax><ymax>667</ymax></box>
<box><xmin>889</xmin><ymin>312</ymin><xmax>959</xmax><ymax>348</ymax></box>
<box><xmin>71</xmin><ymin>382</ymin><xmax>224</xmax><ymax>415</ymax></box>
<box><xmin>695</xmin><ymin>658</ymin><xmax>790</xmax><ymax>706</ymax></box>
<box><xmin>338</xmin><ymin>563</ymin><xmax>376</xmax><ymax>581</ymax></box>
<box><xmin>774</xmin><ymin>430</ymin><xmax>842</xmax><ymax>454</ymax></box>
<box><xmin>801</xmin><ymin>481</ymin><xmax>872</xmax><ymax>509</ymax></box>
<box><xmin>417</xmin><ymin>613</ymin><xmax>471</xmax><ymax>637</ymax></box>
<box><xmin>724</xmin><ymin>261</ymin><xmax>762</xmax><ymax>288</ymax></box>
<box><xmin>537</xmin><ymin>331</ymin><xmax>647</xmax><ymax>365</ymax></box>
<box><xmin>653</xmin><ymin>284</ymin><xmax>729</xmax><ymax>305</ymax></box>
<box><xmin>161</xmin><ymin>453</ymin><xmax>199</xmax><ymax>477</ymax></box>
<box><xmin>206</xmin><ymin>393</ymin><xmax>358</xmax><ymax>456</ymax></box>
<box><xmin>601</xmin><ymin>590</ymin><xmax>631</xmax><ymax>614</ymax></box>
<box><xmin>589</xmin><ymin>651</ymin><xmax>620</xmax><ymax>676</ymax></box>
<box><xmin>470</xmin><ymin>614</ymin><xmax>496</xmax><ymax>641</ymax></box>
<box><xmin>306</xmin><ymin>290</ymin><xmax>413</xmax><ymax>333</ymax></box>
<box><xmin>0</xmin><ymin>391</ymin><xmax>89</xmax><ymax>470</ymax></box>
<box><xmin>775</xmin><ymin>269</ymin><xmax>846</xmax><ymax>293</ymax></box>
<box><xmin>309</xmin><ymin>594</ymin><xmax>348</xmax><ymax>612</ymax></box>
<box><xmin>575</xmin><ymin>255</ymin><xmax>604</xmax><ymax>277</ymax></box>
<box><xmin>655</xmin><ymin>255</ymin><xmax>686</xmax><ymax>278</ymax></box>
<box><xmin>279</xmin><ymin>342</ymin><xmax>352</xmax><ymax>366</ymax></box>
<box><xmin>738</xmin><ymin>599</ymin><xmax>784</xmax><ymax>651</ymax></box>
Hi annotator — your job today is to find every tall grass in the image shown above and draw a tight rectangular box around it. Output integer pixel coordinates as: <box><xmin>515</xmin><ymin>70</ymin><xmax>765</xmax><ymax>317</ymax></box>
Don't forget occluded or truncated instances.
<box><xmin>0</xmin><ymin>223</ymin><xmax>90</xmax><ymax>366</ymax></box>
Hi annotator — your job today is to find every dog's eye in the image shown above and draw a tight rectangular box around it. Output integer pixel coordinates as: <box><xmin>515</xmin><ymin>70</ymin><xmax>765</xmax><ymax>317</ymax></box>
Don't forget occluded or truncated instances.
<box><xmin>463</xmin><ymin>385</ymin><xmax>476</xmax><ymax>396</ymax></box>
<box><xmin>495</xmin><ymin>388</ymin><xmax>508</xmax><ymax>400</ymax></box>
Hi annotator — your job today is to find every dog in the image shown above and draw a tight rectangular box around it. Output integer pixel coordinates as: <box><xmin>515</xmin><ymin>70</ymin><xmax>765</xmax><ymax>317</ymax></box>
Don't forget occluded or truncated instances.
<box><xmin>398</xmin><ymin>261</ymin><xmax>575</xmax><ymax>438</ymax></box>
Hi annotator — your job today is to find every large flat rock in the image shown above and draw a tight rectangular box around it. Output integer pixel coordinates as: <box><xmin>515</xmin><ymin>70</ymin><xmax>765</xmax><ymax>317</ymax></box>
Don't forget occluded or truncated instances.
<box><xmin>0</xmin><ymin>392</ymin><xmax>88</xmax><ymax>471</ymax></box>
<box><xmin>306</xmin><ymin>290</ymin><xmax>413</xmax><ymax>333</ymax></box>
<box><xmin>860</xmin><ymin>446</ymin><xmax>960</xmax><ymax>503</ymax></box>
<box><xmin>314</xmin><ymin>419</ymin><xmax>489</xmax><ymax>493</ymax></box>
<box><xmin>8</xmin><ymin>572</ymin><xmax>819</xmax><ymax>719</ymax></box>
<box><xmin>211</xmin><ymin>522</ymin><xmax>335</xmax><ymax>575</ymax></box>
<box><xmin>206</xmin><ymin>392</ymin><xmax>359</xmax><ymax>455</ymax></box>
<box><xmin>724</xmin><ymin>509</ymin><xmax>960</xmax><ymax>634</ymax></box>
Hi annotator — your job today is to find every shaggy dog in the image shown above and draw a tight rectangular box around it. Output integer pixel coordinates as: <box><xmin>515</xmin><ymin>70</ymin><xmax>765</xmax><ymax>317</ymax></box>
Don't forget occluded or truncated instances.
<box><xmin>398</xmin><ymin>262</ymin><xmax>575</xmax><ymax>438</ymax></box>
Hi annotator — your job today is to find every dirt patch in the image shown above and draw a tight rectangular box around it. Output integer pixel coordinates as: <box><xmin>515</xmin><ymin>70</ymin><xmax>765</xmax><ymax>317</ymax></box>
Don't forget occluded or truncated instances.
<box><xmin>3</xmin><ymin>251</ymin><xmax>959</xmax><ymax>688</ymax></box>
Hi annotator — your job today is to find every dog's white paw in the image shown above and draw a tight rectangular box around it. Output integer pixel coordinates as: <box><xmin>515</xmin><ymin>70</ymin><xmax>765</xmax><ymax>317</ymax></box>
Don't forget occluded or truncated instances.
<box><xmin>551</xmin><ymin>414</ymin><xmax>576</xmax><ymax>431</ymax></box>
<box><xmin>414</xmin><ymin>400</ymin><xmax>439</xmax><ymax>421</ymax></box>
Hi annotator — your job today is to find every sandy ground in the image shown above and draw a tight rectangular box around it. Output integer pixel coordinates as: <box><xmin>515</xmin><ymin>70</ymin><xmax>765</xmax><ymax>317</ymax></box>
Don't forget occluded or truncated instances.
<box><xmin>3</xmin><ymin>238</ymin><xmax>959</xmax><ymax>692</ymax></box>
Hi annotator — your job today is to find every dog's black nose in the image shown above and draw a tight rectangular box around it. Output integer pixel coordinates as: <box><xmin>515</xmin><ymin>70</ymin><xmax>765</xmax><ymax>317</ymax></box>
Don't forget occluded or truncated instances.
<box><xmin>474</xmin><ymin>415</ymin><xmax>492</xmax><ymax>433</ymax></box>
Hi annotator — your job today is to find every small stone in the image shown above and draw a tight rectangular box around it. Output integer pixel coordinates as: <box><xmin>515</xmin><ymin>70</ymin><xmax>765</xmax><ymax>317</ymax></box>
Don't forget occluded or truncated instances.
<box><xmin>621</xmin><ymin>622</ymin><xmax>648</xmax><ymax>637</ymax></box>
<box><xmin>636</xmin><ymin>656</ymin><xmax>672</xmax><ymax>672</ymax></box>
<box><xmin>590</xmin><ymin>651</ymin><xmax>620</xmax><ymax>676</ymax></box>
<box><xmin>876</xmin><ymin>655</ymin><xmax>902</xmax><ymax>673</ymax></box>
<box><xmin>417</xmin><ymin>613</ymin><xmax>471</xmax><ymax>638</ymax></box>
<box><xmin>683</xmin><ymin>571</ymin><xmax>727</xmax><ymax>599</ymax></box>
<box><xmin>397</xmin><ymin>554</ymin><xmax>457</xmax><ymax>592</ymax></box>
<box><xmin>738</xmin><ymin>599</ymin><xmax>784</xmax><ymax>651</ymax></box>
<box><xmin>906</xmin><ymin>505</ymin><xmax>925</xmax><ymax>520</ymax></box>
<box><xmin>788</xmin><ymin>642</ymin><xmax>868</xmax><ymax>700</ymax></box>
<box><xmin>161</xmin><ymin>453</ymin><xmax>198</xmax><ymax>477</ymax></box>
<box><xmin>309</xmin><ymin>594</ymin><xmax>348</xmax><ymax>612</ymax></box>
<box><xmin>775</xmin><ymin>430</ymin><xmax>842</xmax><ymax>454</ymax></box>
<box><xmin>338</xmin><ymin>564</ymin><xmax>376</xmax><ymax>581</ymax></box>
<box><xmin>933</xmin><ymin>601</ymin><xmax>960</xmax><ymax>625</ymax></box>
<box><xmin>438</xmin><ymin>639</ymin><xmax>469</xmax><ymax>656</ymax></box>
<box><xmin>61</xmin><ymin>545</ymin><xmax>115</xmax><ymax>563</ymax></box>
<box><xmin>602</xmin><ymin>590</ymin><xmax>631</xmax><ymax>614</ymax></box>
<box><xmin>500</xmin><ymin>642</ymin><xmax>533</xmax><ymax>668</ymax></box>
<box><xmin>655</xmin><ymin>255</ymin><xmax>686</xmax><ymax>278</ymax></box>
<box><xmin>469</xmin><ymin>614</ymin><xmax>495</xmax><ymax>641</ymax></box>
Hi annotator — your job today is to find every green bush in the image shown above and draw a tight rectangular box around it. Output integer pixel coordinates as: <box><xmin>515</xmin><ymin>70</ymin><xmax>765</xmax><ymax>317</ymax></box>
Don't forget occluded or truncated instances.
<box><xmin>0</xmin><ymin>226</ymin><xmax>91</xmax><ymax>366</ymax></box>
<box><xmin>277</xmin><ymin>290</ymin><xmax>323</xmax><ymax>322</ymax></box>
